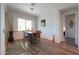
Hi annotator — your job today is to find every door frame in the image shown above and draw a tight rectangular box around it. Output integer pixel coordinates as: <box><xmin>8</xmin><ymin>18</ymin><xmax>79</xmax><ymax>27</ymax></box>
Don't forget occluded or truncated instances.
<box><xmin>0</xmin><ymin>4</ymin><xmax>6</xmax><ymax>55</ymax></box>
<box><xmin>59</xmin><ymin>7</ymin><xmax>78</xmax><ymax>48</ymax></box>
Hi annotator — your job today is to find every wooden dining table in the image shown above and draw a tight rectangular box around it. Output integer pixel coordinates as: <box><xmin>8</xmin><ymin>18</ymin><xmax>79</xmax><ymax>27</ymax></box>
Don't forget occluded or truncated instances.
<box><xmin>26</xmin><ymin>32</ymin><xmax>37</xmax><ymax>44</ymax></box>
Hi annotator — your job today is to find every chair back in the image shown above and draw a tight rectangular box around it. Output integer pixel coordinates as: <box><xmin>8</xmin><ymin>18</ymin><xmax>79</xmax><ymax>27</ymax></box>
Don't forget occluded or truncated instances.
<box><xmin>13</xmin><ymin>31</ymin><xmax>24</xmax><ymax>40</ymax></box>
<box><xmin>36</xmin><ymin>31</ymin><xmax>41</xmax><ymax>38</ymax></box>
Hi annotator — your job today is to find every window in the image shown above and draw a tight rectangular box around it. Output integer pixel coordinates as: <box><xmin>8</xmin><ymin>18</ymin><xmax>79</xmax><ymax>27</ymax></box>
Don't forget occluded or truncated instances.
<box><xmin>25</xmin><ymin>20</ymin><xmax>32</xmax><ymax>31</ymax></box>
<box><xmin>18</xmin><ymin>18</ymin><xmax>25</xmax><ymax>31</ymax></box>
<box><xmin>18</xmin><ymin>18</ymin><xmax>32</xmax><ymax>31</ymax></box>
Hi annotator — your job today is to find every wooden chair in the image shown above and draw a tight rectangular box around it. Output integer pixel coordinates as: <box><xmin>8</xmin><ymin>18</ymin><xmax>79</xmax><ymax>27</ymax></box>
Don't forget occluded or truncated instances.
<box><xmin>27</xmin><ymin>33</ymin><xmax>37</xmax><ymax>45</ymax></box>
<box><xmin>33</xmin><ymin>31</ymin><xmax>41</xmax><ymax>43</ymax></box>
<box><xmin>13</xmin><ymin>31</ymin><xmax>24</xmax><ymax>47</ymax></box>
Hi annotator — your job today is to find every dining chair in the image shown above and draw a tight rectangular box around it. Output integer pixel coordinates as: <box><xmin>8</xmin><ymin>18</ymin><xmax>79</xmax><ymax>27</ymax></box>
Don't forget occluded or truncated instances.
<box><xmin>13</xmin><ymin>31</ymin><xmax>25</xmax><ymax>47</ymax></box>
<box><xmin>27</xmin><ymin>33</ymin><xmax>37</xmax><ymax>45</ymax></box>
<box><xmin>24</xmin><ymin>31</ymin><xmax>30</xmax><ymax>42</ymax></box>
<box><xmin>13</xmin><ymin>31</ymin><xmax>35</xmax><ymax>53</ymax></box>
<box><xmin>34</xmin><ymin>31</ymin><xmax>41</xmax><ymax>43</ymax></box>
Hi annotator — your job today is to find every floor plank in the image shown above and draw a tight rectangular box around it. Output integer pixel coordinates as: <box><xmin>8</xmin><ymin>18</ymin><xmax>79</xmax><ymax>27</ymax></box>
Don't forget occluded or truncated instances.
<box><xmin>6</xmin><ymin>38</ymin><xmax>79</xmax><ymax>55</ymax></box>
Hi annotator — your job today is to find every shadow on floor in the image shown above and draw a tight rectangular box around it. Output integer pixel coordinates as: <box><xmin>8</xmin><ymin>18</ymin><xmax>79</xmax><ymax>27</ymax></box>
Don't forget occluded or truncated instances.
<box><xmin>65</xmin><ymin>37</ymin><xmax>78</xmax><ymax>48</ymax></box>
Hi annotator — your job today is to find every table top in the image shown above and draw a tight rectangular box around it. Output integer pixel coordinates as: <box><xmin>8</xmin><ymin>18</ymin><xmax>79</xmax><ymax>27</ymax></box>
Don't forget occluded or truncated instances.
<box><xmin>27</xmin><ymin>32</ymin><xmax>33</xmax><ymax>34</ymax></box>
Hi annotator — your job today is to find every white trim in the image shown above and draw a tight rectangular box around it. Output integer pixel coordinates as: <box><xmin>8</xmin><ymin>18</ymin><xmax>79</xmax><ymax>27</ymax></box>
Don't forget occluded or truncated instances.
<box><xmin>60</xmin><ymin>7</ymin><xmax>78</xmax><ymax>47</ymax></box>
<box><xmin>0</xmin><ymin>4</ymin><xmax>6</xmax><ymax>55</ymax></box>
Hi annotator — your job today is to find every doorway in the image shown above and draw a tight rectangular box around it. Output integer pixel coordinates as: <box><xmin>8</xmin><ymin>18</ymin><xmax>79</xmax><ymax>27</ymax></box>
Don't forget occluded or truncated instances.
<box><xmin>60</xmin><ymin>7</ymin><xmax>78</xmax><ymax>48</ymax></box>
<box><xmin>63</xmin><ymin>14</ymin><xmax>78</xmax><ymax>48</ymax></box>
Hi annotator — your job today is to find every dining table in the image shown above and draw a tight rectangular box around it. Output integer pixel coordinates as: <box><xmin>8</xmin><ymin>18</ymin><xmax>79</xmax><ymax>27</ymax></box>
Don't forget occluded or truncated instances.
<box><xmin>26</xmin><ymin>31</ymin><xmax>37</xmax><ymax>44</ymax></box>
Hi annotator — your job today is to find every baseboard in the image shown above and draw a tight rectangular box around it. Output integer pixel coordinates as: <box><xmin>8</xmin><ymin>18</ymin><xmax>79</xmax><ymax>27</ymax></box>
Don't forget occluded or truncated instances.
<box><xmin>65</xmin><ymin>37</ymin><xmax>75</xmax><ymax>39</ymax></box>
<box><xmin>40</xmin><ymin>37</ymin><xmax>62</xmax><ymax>44</ymax></box>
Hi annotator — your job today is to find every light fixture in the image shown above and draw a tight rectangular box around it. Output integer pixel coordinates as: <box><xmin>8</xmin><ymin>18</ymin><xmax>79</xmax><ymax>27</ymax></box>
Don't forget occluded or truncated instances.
<box><xmin>31</xmin><ymin>3</ymin><xmax>35</xmax><ymax>6</ymax></box>
<box><xmin>30</xmin><ymin>3</ymin><xmax>35</xmax><ymax>11</ymax></box>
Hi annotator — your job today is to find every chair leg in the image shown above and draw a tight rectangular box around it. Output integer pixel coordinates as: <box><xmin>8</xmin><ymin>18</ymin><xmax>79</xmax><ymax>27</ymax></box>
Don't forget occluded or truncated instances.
<box><xmin>28</xmin><ymin>38</ymin><xmax>29</xmax><ymax>42</ymax></box>
<box><xmin>39</xmin><ymin>38</ymin><xmax>40</xmax><ymax>43</ymax></box>
<box><xmin>28</xmin><ymin>38</ymin><xmax>30</xmax><ymax>44</ymax></box>
<box><xmin>14</xmin><ymin>40</ymin><xmax>16</xmax><ymax>48</ymax></box>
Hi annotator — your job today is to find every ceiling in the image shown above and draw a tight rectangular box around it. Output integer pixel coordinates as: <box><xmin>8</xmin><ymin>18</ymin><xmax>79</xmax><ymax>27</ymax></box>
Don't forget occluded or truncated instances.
<box><xmin>7</xmin><ymin>3</ymin><xmax>77</xmax><ymax>16</ymax></box>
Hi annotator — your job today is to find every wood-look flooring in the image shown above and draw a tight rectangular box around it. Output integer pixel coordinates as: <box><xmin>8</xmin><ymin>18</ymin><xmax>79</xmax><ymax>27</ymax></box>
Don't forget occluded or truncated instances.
<box><xmin>6</xmin><ymin>38</ymin><xmax>79</xmax><ymax>55</ymax></box>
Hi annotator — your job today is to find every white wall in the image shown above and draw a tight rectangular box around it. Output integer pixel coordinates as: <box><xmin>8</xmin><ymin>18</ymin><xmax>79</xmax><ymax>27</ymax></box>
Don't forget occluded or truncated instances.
<box><xmin>7</xmin><ymin>9</ymin><xmax>38</xmax><ymax>31</ymax></box>
<box><xmin>37</xmin><ymin>4</ymin><xmax>78</xmax><ymax>43</ymax></box>
<box><xmin>13</xmin><ymin>16</ymin><xmax>18</xmax><ymax>31</ymax></box>
<box><xmin>77</xmin><ymin>4</ymin><xmax>79</xmax><ymax>48</ymax></box>
<box><xmin>0</xmin><ymin>4</ymin><xmax>1</xmax><ymax>54</ymax></box>
<box><xmin>0</xmin><ymin>4</ymin><xmax>6</xmax><ymax>55</ymax></box>
<box><xmin>37</xmin><ymin>4</ymin><xmax>61</xmax><ymax>43</ymax></box>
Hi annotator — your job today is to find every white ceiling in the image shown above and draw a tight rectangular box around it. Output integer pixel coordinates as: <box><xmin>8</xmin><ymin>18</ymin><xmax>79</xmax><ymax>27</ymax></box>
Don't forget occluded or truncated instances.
<box><xmin>7</xmin><ymin>3</ymin><xmax>77</xmax><ymax>16</ymax></box>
